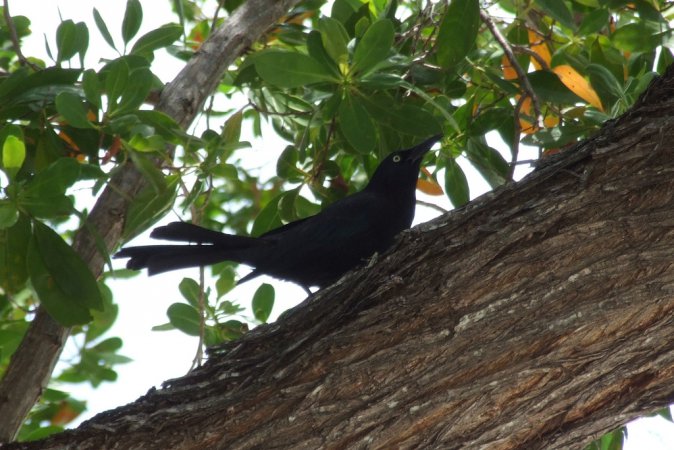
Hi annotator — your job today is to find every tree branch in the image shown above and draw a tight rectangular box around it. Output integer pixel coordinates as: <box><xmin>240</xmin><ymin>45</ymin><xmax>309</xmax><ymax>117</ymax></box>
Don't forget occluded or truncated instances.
<box><xmin>2</xmin><ymin>0</ymin><xmax>40</xmax><ymax>70</ymax></box>
<box><xmin>480</xmin><ymin>10</ymin><xmax>544</xmax><ymax>128</ymax></box>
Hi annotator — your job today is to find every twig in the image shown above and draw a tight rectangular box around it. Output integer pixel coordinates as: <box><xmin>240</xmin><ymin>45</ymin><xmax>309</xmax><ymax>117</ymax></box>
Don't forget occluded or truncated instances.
<box><xmin>508</xmin><ymin>94</ymin><xmax>526</xmax><ymax>181</ymax></box>
<box><xmin>3</xmin><ymin>0</ymin><xmax>40</xmax><ymax>70</ymax></box>
<box><xmin>248</xmin><ymin>100</ymin><xmax>312</xmax><ymax>117</ymax></box>
<box><xmin>480</xmin><ymin>9</ymin><xmax>543</xmax><ymax>129</ymax></box>
<box><xmin>512</xmin><ymin>45</ymin><xmax>549</xmax><ymax>71</ymax></box>
<box><xmin>416</xmin><ymin>199</ymin><xmax>449</xmax><ymax>214</ymax></box>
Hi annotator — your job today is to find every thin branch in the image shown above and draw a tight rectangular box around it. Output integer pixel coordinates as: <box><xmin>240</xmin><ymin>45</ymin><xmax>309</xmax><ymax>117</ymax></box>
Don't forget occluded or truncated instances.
<box><xmin>416</xmin><ymin>199</ymin><xmax>449</xmax><ymax>214</ymax></box>
<box><xmin>3</xmin><ymin>0</ymin><xmax>40</xmax><ymax>70</ymax></box>
<box><xmin>512</xmin><ymin>45</ymin><xmax>550</xmax><ymax>71</ymax></box>
<box><xmin>248</xmin><ymin>100</ymin><xmax>312</xmax><ymax>117</ymax></box>
<box><xmin>480</xmin><ymin>9</ymin><xmax>544</xmax><ymax>129</ymax></box>
<box><xmin>508</xmin><ymin>93</ymin><xmax>527</xmax><ymax>182</ymax></box>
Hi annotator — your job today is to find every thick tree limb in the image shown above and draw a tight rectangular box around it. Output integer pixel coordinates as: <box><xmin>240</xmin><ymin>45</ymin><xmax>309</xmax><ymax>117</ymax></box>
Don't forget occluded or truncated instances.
<box><xmin>6</xmin><ymin>65</ymin><xmax>674</xmax><ymax>449</ymax></box>
<box><xmin>0</xmin><ymin>0</ymin><xmax>301</xmax><ymax>442</ymax></box>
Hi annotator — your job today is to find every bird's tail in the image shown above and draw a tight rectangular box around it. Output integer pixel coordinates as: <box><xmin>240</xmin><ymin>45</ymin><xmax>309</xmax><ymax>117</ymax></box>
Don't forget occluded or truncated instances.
<box><xmin>115</xmin><ymin>222</ymin><xmax>266</xmax><ymax>275</ymax></box>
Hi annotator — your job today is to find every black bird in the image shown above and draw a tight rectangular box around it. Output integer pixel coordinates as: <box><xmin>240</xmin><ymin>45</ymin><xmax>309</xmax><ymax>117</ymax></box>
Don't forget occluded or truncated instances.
<box><xmin>115</xmin><ymin>135</ymin><xmax>441</xmax><ymax>292</ymax></box>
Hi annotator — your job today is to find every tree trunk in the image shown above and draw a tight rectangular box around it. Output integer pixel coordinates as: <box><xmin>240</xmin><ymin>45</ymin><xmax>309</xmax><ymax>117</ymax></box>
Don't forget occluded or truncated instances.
<box><xmin>6</xmin><ymin>64</ymin><xmax>674</xmax><ymax>450</ymax></box>
<box><xmin>0</xmin><ymin>0</ymin><xmax>302</xmax><ymax>442</ymax></box>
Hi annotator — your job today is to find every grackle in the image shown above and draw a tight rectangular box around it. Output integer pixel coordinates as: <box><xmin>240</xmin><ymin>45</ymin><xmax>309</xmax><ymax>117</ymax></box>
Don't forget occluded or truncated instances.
<box><xmin>115</xmin><ymin>135</ymin><xmax>442</xmax><ymax>292</ymax></box>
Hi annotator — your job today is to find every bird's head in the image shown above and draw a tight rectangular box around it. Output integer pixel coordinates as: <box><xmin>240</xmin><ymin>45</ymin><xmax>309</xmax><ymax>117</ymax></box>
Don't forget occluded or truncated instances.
<box><xmin>365</xmin><ymin>135</ymin><xmax>442</xmax><ymax>197</ymax></box>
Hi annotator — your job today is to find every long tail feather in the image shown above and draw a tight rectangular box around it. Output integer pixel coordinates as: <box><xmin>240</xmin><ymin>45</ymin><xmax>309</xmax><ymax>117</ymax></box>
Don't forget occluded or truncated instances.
<box><xmin>115</xmin><ymin>244</ymin><xmax>256</xmax><ymax>275</ymax></box>
<box><xmin>150</xmin><ymin>222</ymin><xmax>259</xmax><ymax>247</ymax></box>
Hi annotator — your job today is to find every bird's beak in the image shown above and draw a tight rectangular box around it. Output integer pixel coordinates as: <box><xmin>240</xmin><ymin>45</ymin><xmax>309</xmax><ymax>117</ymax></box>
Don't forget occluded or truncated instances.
<box><xmin>407</xmin><ymin>134</ymin><xmax>443</xmax><ymax>162</ymax></box>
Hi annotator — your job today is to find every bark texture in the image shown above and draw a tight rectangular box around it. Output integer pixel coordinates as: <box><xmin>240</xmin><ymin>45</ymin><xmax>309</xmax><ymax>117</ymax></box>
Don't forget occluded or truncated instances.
<box><xmin>6</xmin><ymin>64</ymin><xmax>674</xmax><ymax>450</ymax></box>
<box><xmin>0</xmin><ymin>0</ymin><xmax>302</xmax><ymax>442</ymax></box>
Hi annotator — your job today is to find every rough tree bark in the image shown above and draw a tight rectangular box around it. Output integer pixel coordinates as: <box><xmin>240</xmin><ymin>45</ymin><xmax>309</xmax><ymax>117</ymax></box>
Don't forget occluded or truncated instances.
<box><xmin>0</xmin><ymin>0</ymin><xmax>302</xmax><ymax>442</ymax></box>
<box><xmin>5</xmin><ymin>63</ymin><xmax>674</xmax><ymax>450</ymax></box>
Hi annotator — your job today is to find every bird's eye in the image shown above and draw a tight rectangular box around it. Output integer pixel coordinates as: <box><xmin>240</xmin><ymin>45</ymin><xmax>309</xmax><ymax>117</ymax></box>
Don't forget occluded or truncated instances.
<box><xmin>392</xmin><ymin>155</ymin><xmax>401</xmax><ymax>162</ymax></box>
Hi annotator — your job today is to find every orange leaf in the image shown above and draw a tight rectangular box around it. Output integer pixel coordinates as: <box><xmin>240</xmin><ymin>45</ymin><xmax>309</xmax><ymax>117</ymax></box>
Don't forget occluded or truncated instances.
<box><xmin>516</xmin><ymin>96</ymin><xmax>537</xmax><ymax>134</ymax></box>
<box><xmin>417</xmin><ymin>178</ymin><xmax>443</xmax><ymax>196</ymax></box>
<box><xmin>552</xmin><ymin>65</ymin><xmax>604</xmax><ymax>111</ymax></box>
<box><xmin>527</xmin><ymin>29</ymin><xmax>551</xmax><ymax>70</ymax></box>
<box><xmin>417</xmin><ymin>169</ymin><xmax>443</xmax><ymax>196</ymax></box>
<box><xmin>501</xmin><ymin>55</ymin><xmax>518</xmax><ymax>80</ymax></box>
<box><xmin>544</xmin><ymin>114</ymin><xmax>560</xmax><ymax>128</ymax></box>
<box><xmin>51</xmin><ymin>403</ymin><xmax>80</xmax><ymax>426</ymax></box>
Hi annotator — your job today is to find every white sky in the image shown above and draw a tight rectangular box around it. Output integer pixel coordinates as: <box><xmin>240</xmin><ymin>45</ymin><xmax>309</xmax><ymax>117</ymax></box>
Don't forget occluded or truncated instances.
<box><xmin>9</xmin><ymin>1</ymin><xmax>674</xmax><ymax>448</ymax></box>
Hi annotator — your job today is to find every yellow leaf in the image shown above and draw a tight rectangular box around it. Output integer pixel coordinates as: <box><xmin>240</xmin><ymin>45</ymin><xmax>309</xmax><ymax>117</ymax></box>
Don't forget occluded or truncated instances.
<box><xmin>528</xmin><ymin>29</ymin><xmax>551</xmax><ymax>70</ymax></box>
<box><xmin>501</xmin><ymin>54</ymin><xmax>518</xmax><ymax>80</ymax></box>
<box><xmin>552</xmin><ymin>65</ymin><xmax>604</xmax><ymax>111</ymax></box>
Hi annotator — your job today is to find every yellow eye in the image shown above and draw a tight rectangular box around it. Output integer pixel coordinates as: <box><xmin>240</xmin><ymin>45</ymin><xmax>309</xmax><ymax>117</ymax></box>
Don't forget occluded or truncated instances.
<box><xmin>392</xmin><ymin>155</ymin><xmax>401</xmax><ymax>162</ymax></box>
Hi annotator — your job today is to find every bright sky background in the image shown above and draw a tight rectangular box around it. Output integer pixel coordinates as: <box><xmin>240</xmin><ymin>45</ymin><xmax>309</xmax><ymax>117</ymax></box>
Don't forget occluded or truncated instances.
<box><xmin>10</xmin><ymin>1</ymin><xmax>674</xmax><ymax>448</ymax></box>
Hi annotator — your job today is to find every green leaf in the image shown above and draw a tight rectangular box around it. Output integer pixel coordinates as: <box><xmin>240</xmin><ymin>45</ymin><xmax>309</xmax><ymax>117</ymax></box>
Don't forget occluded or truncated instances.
<box><xmin>93</xmin><ymin>8</ymin><xmax>117</xmax><ymax>50</ymax></box>
<box><xmin>276</xmin><ymin>145</ymin><xmax>300</xmax><ymax>179</ymax></box>
<box><xmin>255</xmin><ymin>51</ymin><xmax>338</xmax><ymax>88</ymax></box>
<box><xmin>444</xmin><ymin>157</ymin><xmax>469</xmax><ymax>207</ymax></box>
<box><xmin>82</xmin><ymin>69</ymin><xmax>101</xmax><ymax>108</ymax></box>
<box><xmin>318</xmin><ymin>17</ymin><xmax>350</xmax><ymax>67</ymax></box>
<box><xmin>55</xmin><ymin>92</ymin><xmax>93</xmax><ymax>129</ymax></box>
<box><xmin>222</xmin><ymin>110</ymin><xmax>243</xmax><ymax>144</ymax></box>
<box><xmin>339</xmin><ymin>92</ymin><xmax>376</xmax><ymax>153</ymax></box>
<box><xmin>179</xmin><ymin>277</ymin><xmax>202</xmax><ymax>308</ymax></box>
<box><xmin>307</xmin><ymin>31</ymin><xmax>341</xmax><ymax>77</ymax></box>
<box><xmin>2</xmin><ymin>134</ymin><xmax>25</xmax><ymax>179</ymax></box>
<box><xmin>611</xmin><ymin>23</ymin><xmax>659</xmax><ymax>52</ymax></box>
<box><xmin>0</xmin><ymin>201</ymin><xmax>19</xmax><ymax>229</ymax></box>
<box><xmin>0</xmin><ymin>213</ymin><xmax>30</xmax><ymax>293</ymax></box>
<box><xmin>135</xmin><ymin>110</ymin><xmax>185</xmax><ymax>141</ymax></box>
<box><xmin>216</xmin><ymin>266</ymin><xmax>237</xmax><ymax>299</ymax></box>
<box><xmin>28</xmin><ymin>222</ymin><xmax>102</xmax><ymax>326</ymax></box>
<box><xmin>56</xmin><ymin>20</ymin><xmax>79</xmax><ymax>63</ymax></box>
<box><xmin>91</xmin><ymin>337</ymin><xmax>123</xmax><ymax>353</ymax></box>
<box><xmin>578</xmin><ymin>9</ymin><xmax>609</xmax><ymax>35</ymax></box>
<box><xmin>586</xmin><ymin>63</ymin><xmax>624</xmax><ymax>103</ymax></box>
<box><xmin>635</xmin><ymin>0</ymin><xmax>666</xmax><ymax>23</ymax></box>
<box><xmin>104</xmin><ymin>58</ymin><xmax>129</xmax><ymax>111</ymax></box>
<box><xmin>358</xmin><ymin>73</ymin><xmax>405</xmax><ymax>89</ymax></box>
<box><xmin>86</xmin><ymin>283</ymin><xmax>119</xmax><ymax>342</ymax></box>
<box><xmin>122</xmin><ymin>0</ymin><xmax>143</xmax><ymax>45</ymax></box>
<box><xmin>251</xmin><ymin>193</ymin><xmax>284</xmax><ymax>237</ymax></box>
<box><xmin>465</xmin><ymin>138</ymin><xmax>509</xmax><ymax>188</ymax></box>
<box><xmin>351</xmin><ymin>19</ymin><xmax>394</xmax><ymax>76</ymax></box>
<box><xmin>123</xmin><ymin>176</ymin><xmax>178</xmax><ymax>240</ymax></box>
<box><xmin>436</xmin><ymin>0</ymin><xmax>480</xmax><ymax>68</ymax></box>
<box><xmin>75</xmin><ymin>22</ymin><xmax>90</xmax><ymax>66</ymax></box>
<box><xmin>527</xmin><ymin>70</ymin><xmax>584</xmax><ymax>104</ymax></box>
<box><xmin>151</xmin><ymin>323</ymin><xmax>175</xmax><ymax>331</ymax></box>
<box><xmin>115</xmin><ymin>67</ymin><xmax>153</xmax><ymax>115</ymax></box>
<box><xmin>389</xmin><ymin>104</ymin><xmax>442</xmax><ymax>137</ymax></box>
<box><xmin>252</xmin><ymin>283</ymin><xmax>275</xmax><ymax>323</ymax></box>
<box><xmin>534</xmin><ymin>0</ymin><xmax>575</xmax><ymax>29</ymax></box>
<box><xmin>167</xmin><ymin>303</ymin><xmax>201</xmax><ymax>336</ymax></box>
<box><xmin>130</xmin><ymin>24</ymin><xmax>183</xmax><ymax>58</ymax></box>
<box><xmin>18</xmin><ymin>158</ymin><xmax>80</xmax><ymax>218</ymax></box>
